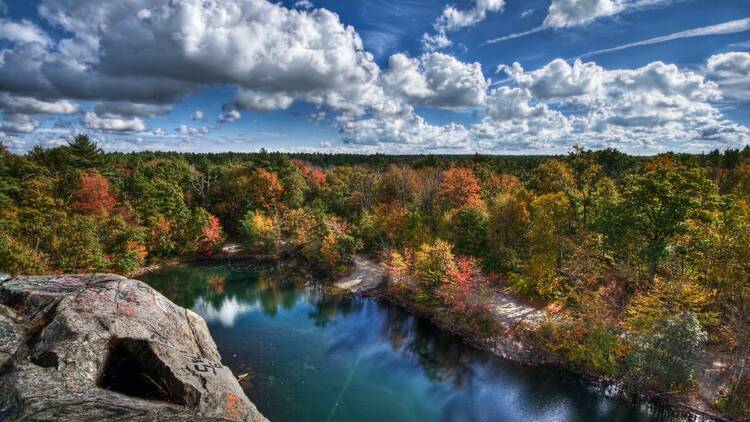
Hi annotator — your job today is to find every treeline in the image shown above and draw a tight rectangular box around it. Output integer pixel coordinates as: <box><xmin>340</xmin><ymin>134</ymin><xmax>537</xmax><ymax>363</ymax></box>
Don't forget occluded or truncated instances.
<box><xmin>1</xmin><ymin>136</ymin><xmax>749</xmax><ymax>417</ymax></box>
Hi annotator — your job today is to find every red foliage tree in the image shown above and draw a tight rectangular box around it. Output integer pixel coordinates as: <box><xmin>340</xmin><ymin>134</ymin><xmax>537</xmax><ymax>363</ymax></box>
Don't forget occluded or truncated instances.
<box><xmin>72</xmin><ymin>169</ymin><xmax>117</xmax><ymax>216</ymax></box>
<box><xmin>198</xmin><ymin>214</ymin><xmax>224</xmax><ymax>256</ymax></box>
<box><xmin>439</xmin><ymin>167</ymin><xmax>483</xmax><ymax>209</ymax></box>
<box><xmin>292</xmin><ymin>160</ymin><xmax>327</xmax><ymax>192</ymax></box>
<box><xmin>436</xmin><ymin>256</ymin><xmax>489</xmax><ymax>316</ymax></box>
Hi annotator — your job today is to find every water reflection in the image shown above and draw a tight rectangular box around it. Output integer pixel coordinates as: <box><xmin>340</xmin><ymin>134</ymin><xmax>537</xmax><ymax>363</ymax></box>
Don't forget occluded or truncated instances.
<box><xmin>141</xmin><ymin>263</ymin><xmax>687</xmax><ymax>422</ymax></box>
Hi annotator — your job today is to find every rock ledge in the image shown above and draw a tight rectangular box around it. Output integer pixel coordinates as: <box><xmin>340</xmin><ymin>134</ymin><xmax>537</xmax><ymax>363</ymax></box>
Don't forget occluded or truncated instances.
<box><xmin>0</xmin><ymin>274</ymin><xmax>267</xmax><ymax>421</ymax></box>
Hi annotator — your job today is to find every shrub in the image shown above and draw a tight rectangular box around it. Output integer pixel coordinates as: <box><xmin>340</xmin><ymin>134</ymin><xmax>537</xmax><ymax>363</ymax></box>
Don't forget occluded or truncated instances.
<box><xmin>240</xmin><ymin>210</ymin><xmax>279</xmax><ymax>254</ymax></box>
<box><xmin>627</xmin><ymin>312</ymin><xmax>707</xmax><ymax>390</ymax></box>
<box><xmin>414</xmin><ymin>239</ymin><xmax>456</xmax><ymax>291</ymax></box>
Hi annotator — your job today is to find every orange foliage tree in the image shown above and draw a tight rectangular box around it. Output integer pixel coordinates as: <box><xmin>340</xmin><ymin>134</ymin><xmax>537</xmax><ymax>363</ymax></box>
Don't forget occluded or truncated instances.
<box><xmin>439</xmin><ymin>167</ymin><xmax>483</xmax><ymax>209</ymax></box>
<box><xmin>248</xmin><ymin>168</ymin><xmax>284</xmax><ymax>212</ymax></box>
<box><xmin>72</xmin><ymin>169</ymin><xmax>117</xmax><ymax>216</ymax></box>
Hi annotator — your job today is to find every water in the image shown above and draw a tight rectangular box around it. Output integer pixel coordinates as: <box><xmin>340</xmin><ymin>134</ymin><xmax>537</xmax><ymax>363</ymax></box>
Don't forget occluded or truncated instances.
<box><xmin>140</xmin><ymin>263</ymin><xmax>685</xmax><ymax>422</ymax></box>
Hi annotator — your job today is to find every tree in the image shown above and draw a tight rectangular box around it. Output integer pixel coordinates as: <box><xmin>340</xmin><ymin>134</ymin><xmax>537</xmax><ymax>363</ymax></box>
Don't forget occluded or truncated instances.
<box><xmin>445</xmin><ymin>206</ymin><xmax>488</xmax><ymax>258</ymax></box>
<box><xmin>439</xmin><ymin>167</ymin><xmax>483</xmax><ymax>210</ymax></box>
<box><xmin>612</xmin><ymin>157</ymin><xmax>718</xmax><ymax>282</ymax></box>
<box><xmin>486</xmin><ymin>189</ymin><xmax>531</xmax><ymax>272</ymax></box>
<box><xmin>197</xmin><ymin>213</ymin><xmax>224</xmax><ymax>256</ymax></box>
<box><xmin>240</xmin><ymin>210</ymin><xmax>279</xmax><ymax>254</ymax></box>
<box><xmin>531</xmin><ymin>159</ymin><xmax>576</xmax><ymax>194</ymax></box>
<box><xmin>414</xmin><ymin>240</ymin><xmax>457</xmax><ymax>291</ymax></box>
<box><xmin>526</xmin><ymin>192</ymin><xmax>575</xmax><ymax>298</ymax></box>
<box><xmin>54</xmin><ymin>215</ymin><xmax>110</xmax><ymax>272</ymax></box>
<box><xmin>72</xmin><ymin>169</ymin><xmax>117</xmax><ymax>216</ymax></box>
<box><xmin>66</xmin><ymin>134</ymin><xmax>103</xmax><ymax>169</ymax></box>
<box><xmin>378</xmin><ymin>165</ymin><xmax>422</xmax><ymax>207</ymax></box>
<box><xmin>627</xmin><ymin>312</ymin><xmax>707</xmax><ymax>390</ymax></box>
<box><xmin>247</xmin><ymin>168</ymin><xmax>285</xmax><ymax>213</ymax></box>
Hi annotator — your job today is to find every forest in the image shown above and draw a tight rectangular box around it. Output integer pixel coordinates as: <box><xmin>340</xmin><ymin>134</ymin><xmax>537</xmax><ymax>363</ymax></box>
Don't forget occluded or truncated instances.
<box><xmin>1</xmin><ymin>135</ymin><xmax>749</xmax><ymax>418</ymax></box>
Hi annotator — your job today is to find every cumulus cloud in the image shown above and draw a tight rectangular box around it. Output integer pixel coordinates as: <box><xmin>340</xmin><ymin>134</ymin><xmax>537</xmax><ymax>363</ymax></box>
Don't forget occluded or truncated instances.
<box><xmin>176</xmin><ymin>124</ymin><xmax>209</xmax><ymax>136</ymax></box>
<box><xmin>423</xmin><ymin>0</ymin><xmax>505</xmax><ymax>50</ymax></box>
<box><xmin>191</xmin><ymin>110</ymin><xmax>204</xmax><ymax>121</ymax></box>
<box><xmin>1</xmin><ymin>114</ymin><xmax>39</xmax><ymax>133</ymax></box>
<box><xmin>544</xmin><ymin>0</ymin><xmax>623</xmax><ymax>28</ymax></box>
<box><xmin>83</xmin><ymin>112</ymin><xmax>146</xmax><ymax>132</ymax></box>
<box><xmin>1</xmin><ymin>0</ymin><xmax>383</xmax><ymax>123</ymax></box>
<box><xmin>0</xmin><ymin>93</ymin><xmax>79</xmax><ymax>115</ymax></box>
<box><xmin>217</xmin><ymin>110</ymin><xmax>240</xmax><ymax>123</ymax></box>
<box><xmin>476</xmin><ymin>58</ymin><xmax>747</xmax><ymax>150</ymax></box>
<box><xmin>707</xmin><ymin>51</ymin><xmax>750</xmax><ymax>78</ymax></box>
<box><xmin>383</xmin><ymin>52</ymin><xmax>488</xmax><ymax>108</ymax></box>
<box><xmin>234</xmin><ymin>89</ymin><xmax>294</xmax><ymax>112</ymax></box>
<box><xmin>0</xmin><ymin>18</ymin><xmax>51</xmax><ymax>45</ymax></box>
<box><xmin>706</xmin><ymin>51</ymin><xmax>750</xmax><ymax>100</ymax></box>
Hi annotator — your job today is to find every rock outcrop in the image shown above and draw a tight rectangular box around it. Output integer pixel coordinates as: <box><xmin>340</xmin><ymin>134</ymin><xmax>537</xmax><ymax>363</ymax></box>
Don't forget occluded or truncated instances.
<box><xmin>0</xmin><ymin>274</ymin><xmax>267</xmax><ymax>421</ymax></box>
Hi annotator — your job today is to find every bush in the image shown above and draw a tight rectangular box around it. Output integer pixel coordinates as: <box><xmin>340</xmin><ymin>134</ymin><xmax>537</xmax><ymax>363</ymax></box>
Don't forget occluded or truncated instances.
<box><xmin>0</xmin><ymin>232</ymin><xmax>45</xmax><ymax>274</ymax></box>
<box><xmin>627</xmin><ymin>312</ymin><xmax>707</xmax><ymax>390</ymax></box>
<box><xmin>414</xmin><ymin>240</ymin><xmax>456</xmax><ymax>291</ymax></box>
<box><xmin>240</xmin><ymin>210</ymin><xmax>279</xmax><ymax>254</ymax></box>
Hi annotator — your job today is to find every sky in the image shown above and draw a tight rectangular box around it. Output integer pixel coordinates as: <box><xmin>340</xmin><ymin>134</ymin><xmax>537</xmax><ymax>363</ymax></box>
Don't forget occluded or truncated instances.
<box><xmin>0</xmin><ymin>0</ymin><xmax>749</xmax><ymax>155</ymax></box>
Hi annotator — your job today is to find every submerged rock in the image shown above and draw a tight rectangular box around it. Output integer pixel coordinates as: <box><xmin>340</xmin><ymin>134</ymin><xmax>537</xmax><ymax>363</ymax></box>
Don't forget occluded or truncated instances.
<box><xmin>0</xmin><ymin>274</ymin><xmax>267</xmax><ymax>422</ymax></box>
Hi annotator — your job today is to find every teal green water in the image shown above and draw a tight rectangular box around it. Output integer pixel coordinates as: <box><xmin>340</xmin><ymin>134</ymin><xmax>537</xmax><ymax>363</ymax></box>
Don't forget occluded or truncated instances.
<box><xmin>140</xmin><ymin>263</ymin><xmax>683</xmax><ymax>422</ymax></box>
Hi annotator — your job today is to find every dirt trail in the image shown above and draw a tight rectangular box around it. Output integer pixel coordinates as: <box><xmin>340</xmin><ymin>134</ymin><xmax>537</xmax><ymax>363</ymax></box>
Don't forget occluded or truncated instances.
<box><xmin>488</xmin><ymin>290</ymin><xmax>547</xmax><ymax>328</ymax></box>
<box><xmin>337</xmin><ymin>256</ymin><xmax>546</xmax><ymax>327</ymax></box>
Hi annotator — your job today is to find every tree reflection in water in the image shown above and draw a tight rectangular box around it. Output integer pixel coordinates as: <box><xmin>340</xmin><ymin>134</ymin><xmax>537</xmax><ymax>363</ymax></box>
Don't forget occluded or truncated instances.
<box><xmin>142</xmin><ymin>263</ymin><xmax>687</xmax><ymax>422</ymax></box>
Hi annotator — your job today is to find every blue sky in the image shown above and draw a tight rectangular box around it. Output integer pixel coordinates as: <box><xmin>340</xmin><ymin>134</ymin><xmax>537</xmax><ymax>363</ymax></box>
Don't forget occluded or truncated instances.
<box><xmin>0</xmin><ymin>0</ymin><xmax>749</xmax><ymax>154</ymax></box>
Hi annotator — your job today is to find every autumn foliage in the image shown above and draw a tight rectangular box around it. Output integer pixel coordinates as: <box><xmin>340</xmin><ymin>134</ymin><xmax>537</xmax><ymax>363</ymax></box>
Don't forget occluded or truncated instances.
<box><xmin>198</xmin><ymin>214</ymin><xmax>224</xmax><ymax>256</ymax></box>
<box><xmin>72</xmin><ymin>169</ymin><xmax>116</xmax><ymax>216</ymax></box>
<box><xmin>439</xmin><ymin>167</ymin><xmax>483</xmax><ymax>209</ymax></box>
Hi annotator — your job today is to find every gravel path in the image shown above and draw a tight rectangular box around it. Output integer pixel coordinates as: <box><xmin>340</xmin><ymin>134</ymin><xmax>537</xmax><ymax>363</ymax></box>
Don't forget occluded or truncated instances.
<box><xmin>336</xmin><ymin>255</ymin><xmax>546</xmax><ymax>328</ymax></box>
<box><xmin>488</xmin><ymin>291</ymin><xmax>547</xmax><ymax>328</ymax></box>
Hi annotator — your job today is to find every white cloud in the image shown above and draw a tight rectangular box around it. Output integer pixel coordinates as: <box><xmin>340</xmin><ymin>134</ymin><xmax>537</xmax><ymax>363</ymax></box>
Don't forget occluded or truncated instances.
<box><xmin>191</xmin><ymin>110</ymin><xmax>204</xmax><ymax>121</ymax></box>
<box><xmin>475</xmin><ymin>58</ymin><xmax>746</xmax><ymax>151</ymax></box>
<box><xmin>1</xmin><ymin>113</ymin><xmax>39</xmax><ymax>133</ymax></box>
<box><xmin>2</xmin><ymin>0</ymin><xmax>382</xmax><ymax>116</ymax></box>
<box><xmin>383</xmin><ymin>52</ymin><xmax>488</xmax><ymax>108</ymax></box>
<box><xmin>485</xmin><ymin>0</ymin><xmax>677</xmax><ymax>45</ymax></box>
<box><xmin>0</xmin><ymin>93</ymin><xmax>79</xmax><ymax>115</ymax></box>
<box><xmin>176</xmin><ymin>124</ymin><xmax>209</xmax><ymax>136</ymax></box>
<box><xmin>234</xmin><ymin>89</ymin><xmax>294</xmax><ymax>112</ymax></box>
<box><xmin>294</xmin><ymin>0</ymin><xmax>313</xmax><ymax>10</ymax></box>
<box><xmin>0</xmin><ymin>18</ymin><xmax>51</xmax><ymax>45</ymax></box>
<box><xmin>83</xmin><ymin>112</ymin><xmax>146</xmax><ymax>132</ymax></box>
<box><xmin>423</xmin><ymin>0</ymin><xmax>505</xmax><ymax>50</ymax></box>
<box><xmin>544</xmin><ymin>0</ymin><xmax>623</xmax><ymax>28</ymax></box>
<box><xmin>706</xmin><ymin>51</ymin><xmax>750</xmax><ymax>100</ymax></box>
<box><xmin>707</xmin><ymin>51</ymin><xmax>750</xmax><ymax>78</ymax></box>
<box><xmin>217</xmin><ymin>110</ymin><xmax>241</xmax><ymax>123</ymax></box>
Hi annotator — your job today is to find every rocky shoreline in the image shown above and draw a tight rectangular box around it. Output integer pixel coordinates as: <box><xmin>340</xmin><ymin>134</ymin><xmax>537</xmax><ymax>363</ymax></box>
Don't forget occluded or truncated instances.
<box><xmin>0</xmin><ymin>274</ymin><xmax>267</xmax><ymax>422</ymax></box>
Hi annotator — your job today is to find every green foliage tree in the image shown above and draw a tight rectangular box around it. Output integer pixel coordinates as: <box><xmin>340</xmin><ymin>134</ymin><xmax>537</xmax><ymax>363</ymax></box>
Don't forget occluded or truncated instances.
<box><xmin>627</xmin><ymin>312</ymin><xmax>707</xmax><ymax>390</ymax></box>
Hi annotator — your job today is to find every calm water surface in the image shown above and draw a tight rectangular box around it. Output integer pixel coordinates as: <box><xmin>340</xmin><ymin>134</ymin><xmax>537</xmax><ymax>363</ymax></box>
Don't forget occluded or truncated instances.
<box><xmin>140</xmin><ymin>263</ymin><xmax>685</xmax><ymax>422</ymax></box>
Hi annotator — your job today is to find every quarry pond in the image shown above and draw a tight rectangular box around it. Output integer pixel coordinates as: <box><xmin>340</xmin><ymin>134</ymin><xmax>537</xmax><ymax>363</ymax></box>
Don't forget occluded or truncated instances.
<box><xmin>141</xmin><ymin>263</ymin><xmax>686</xmax><ymax>422</ymax></box>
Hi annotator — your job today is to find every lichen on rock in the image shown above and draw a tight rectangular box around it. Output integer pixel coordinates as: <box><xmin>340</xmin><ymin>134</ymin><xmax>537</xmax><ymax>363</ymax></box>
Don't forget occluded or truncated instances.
<box><xmin>0</xmin><ymin>274</ymin><xmax>267</xmax><ymax>421</ymax></box>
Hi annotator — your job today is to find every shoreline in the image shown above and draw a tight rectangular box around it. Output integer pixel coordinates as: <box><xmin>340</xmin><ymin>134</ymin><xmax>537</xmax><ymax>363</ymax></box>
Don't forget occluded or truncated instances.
<box><xmin>134</xmin><ymin>252</ymin><xmax>731</xmax><ymax>422</ymax></box>
<box><xmin>331</xmin><ymin>257</ymin><xmax>730</xmax><ymax>422</ymax></box>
